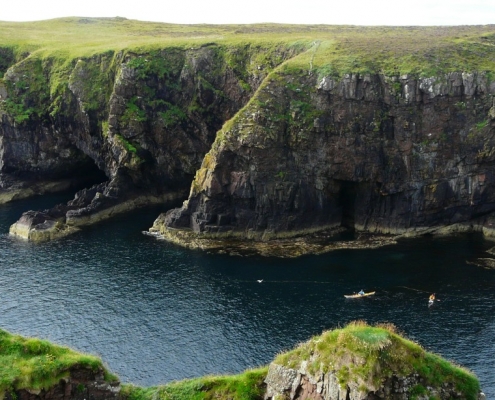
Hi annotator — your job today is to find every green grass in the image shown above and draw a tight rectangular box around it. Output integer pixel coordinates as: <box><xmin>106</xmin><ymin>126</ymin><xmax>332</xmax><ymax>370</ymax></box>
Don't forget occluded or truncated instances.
<box><xmin>120</xmin><ymin>367</ymin><xmax>268</xmax><ymax>400</ymax></box>
<box><xmin>274</xmin><ymin>321</ymin><xmax>480</xmax><ymax>400</ymax></box>
<box><xmin>0</xmin><ymin>328</ymin><xmax>117</xmax><ymax>397</ymax></box>
<box><xmin>1</xmin><ymin>19</ymin><xmax>495</xmax><ymax>77</ymax></box>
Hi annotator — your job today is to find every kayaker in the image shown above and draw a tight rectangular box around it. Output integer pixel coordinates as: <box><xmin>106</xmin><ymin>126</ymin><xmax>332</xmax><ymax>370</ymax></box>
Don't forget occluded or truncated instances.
<box><xmin>429</xmin><ymin>293</ymin><xmax>435</xmax><ymax>302</ymax></box>
<box><xmin>359</xmin><ymin>289</ymin><xmax>365</xmax><ymax>295</ymax></box>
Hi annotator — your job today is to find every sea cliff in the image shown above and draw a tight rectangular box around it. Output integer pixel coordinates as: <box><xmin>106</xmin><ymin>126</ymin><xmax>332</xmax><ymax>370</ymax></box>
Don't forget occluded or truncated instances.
<box><xmin>1</xmin><ymin>20</ymin><xmax>495</xmax><ymax>252</ymax></box>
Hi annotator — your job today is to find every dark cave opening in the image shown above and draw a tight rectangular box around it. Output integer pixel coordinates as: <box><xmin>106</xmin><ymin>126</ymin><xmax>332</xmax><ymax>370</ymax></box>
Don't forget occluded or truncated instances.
<box><xmin>68</xmin><ymin>159</ymin><xmax>108</xmax><ymax>192</ymax></box>
<box><xmin>338</xmin><ymin>180</ymin><xmax>357</xmax><ymax>230</ymax></box>
<box><xmin>40</xmin><ymin>152</ymin><xmax>109</xmax><ymax>194</ymax></box>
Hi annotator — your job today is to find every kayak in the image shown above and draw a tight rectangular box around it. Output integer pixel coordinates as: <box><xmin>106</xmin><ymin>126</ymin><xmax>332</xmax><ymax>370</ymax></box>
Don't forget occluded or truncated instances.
<box><xmin>344</xmin><ymin>291</ymin><xmax>375</xmax><ymax>298</ymax></box>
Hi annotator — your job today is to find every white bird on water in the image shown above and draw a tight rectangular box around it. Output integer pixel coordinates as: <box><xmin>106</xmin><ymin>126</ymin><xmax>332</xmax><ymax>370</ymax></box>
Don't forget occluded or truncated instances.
<box><xmin>257</xmin><ymin>279</ymin><xmax>263</xmax><ymax>283</ymax></box>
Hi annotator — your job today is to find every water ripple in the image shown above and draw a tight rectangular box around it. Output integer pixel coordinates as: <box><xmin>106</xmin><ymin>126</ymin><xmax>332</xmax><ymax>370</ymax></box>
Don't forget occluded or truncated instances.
<box><xmin>0</xmin><ymin>200</ymin><xmax>494</xmax><ymax>397</ymax></box>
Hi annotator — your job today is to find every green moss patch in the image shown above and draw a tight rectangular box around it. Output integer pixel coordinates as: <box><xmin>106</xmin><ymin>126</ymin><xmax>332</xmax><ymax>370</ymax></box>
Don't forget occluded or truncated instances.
<box><xmin>0</xmin><ymin>328</ymin><xmax>116</xmax><ymax>397</ymax></box>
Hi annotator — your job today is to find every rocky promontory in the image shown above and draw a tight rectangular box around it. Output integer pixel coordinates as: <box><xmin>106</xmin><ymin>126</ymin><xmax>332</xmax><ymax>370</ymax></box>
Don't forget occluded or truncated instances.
<box><xmin>264</xmin><ymin>321</ymin><xmax>485</xmax><ymax>400</ymax></box>
<box><xmin>156</xmin><ymin>68</ymin><xmax>495</xmax><ymax>253</ymax></box>
<box><xmin>1</xmin><ymin>21</ymin><xmax>495</xmax><ymax>251</ymax></box>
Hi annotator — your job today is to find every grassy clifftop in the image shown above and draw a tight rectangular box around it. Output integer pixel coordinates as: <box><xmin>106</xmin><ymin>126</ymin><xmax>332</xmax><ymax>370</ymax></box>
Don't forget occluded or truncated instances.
<box><xmin>0</xmin><ymin>18</ymin><xmax>495</xmax><ymax>78</ymax></box>
<box><xmin>0</xmin><ymin>328</ymin><xmax>117</xmax><ymax>397</ymax></box>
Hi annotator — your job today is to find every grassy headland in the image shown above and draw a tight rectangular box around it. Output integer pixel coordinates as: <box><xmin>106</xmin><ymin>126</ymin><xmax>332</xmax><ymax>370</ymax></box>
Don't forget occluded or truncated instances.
<box><xmin>0</xmin><ymin>328</ymin><xmax>117</xmax><ymax>397</ymax></box>
<box><xmin>0</xmin><ymin>18</ymin><xmax>494</xmax><ymax>77</ymax></box>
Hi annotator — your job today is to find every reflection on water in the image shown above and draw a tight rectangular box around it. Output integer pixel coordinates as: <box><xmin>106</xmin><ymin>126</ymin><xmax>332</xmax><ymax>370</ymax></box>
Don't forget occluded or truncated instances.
<box><xmin>0</xmin><ymin>195</ymin><xmax>494</xmax><ymax>397</ymax></box>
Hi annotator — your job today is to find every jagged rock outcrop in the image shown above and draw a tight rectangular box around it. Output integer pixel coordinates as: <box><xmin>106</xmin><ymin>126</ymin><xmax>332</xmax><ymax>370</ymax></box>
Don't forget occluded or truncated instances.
<box><xmin>155</xmin><ymin>68</ymin><xmax>495</xmax><ymax>249</ymax></box>
<box><xmin>264</xmin><ymin>363</ymin><xmax>486</xmax><ymax>400</ymax></box>
<box><xmin>1</xmin><ymin>44</ymin><xmax>297</xmax><ymax>240</ymax></box>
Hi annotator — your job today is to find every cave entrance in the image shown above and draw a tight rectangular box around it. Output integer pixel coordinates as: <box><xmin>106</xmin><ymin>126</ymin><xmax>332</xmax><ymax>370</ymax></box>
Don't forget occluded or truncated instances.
<box><xmin>69</xmin><ymin>159</ymin><xmax>108</xmax><ymax>191</ymax></box>
<box><xmin>49</xmin><ymin>152</ymin><xmax>108</xmax><ymax>193</ymax></box>
<box><xmin>338</xmin><ymin>180</ymin><xmax>357</xmax><ymax>230</ymax></box>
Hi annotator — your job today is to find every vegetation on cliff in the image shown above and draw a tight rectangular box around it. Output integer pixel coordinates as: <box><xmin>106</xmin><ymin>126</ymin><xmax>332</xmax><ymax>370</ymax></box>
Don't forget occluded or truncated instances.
<box><xmin>0</xmin><ymin>323</ymin><xmax>482</xmax><ymax>400</ymax></box>
<box><xmin>0</xmin><ymin>328</ymin><xmax>117</xmax><ymax>398</ymax></box>
<box><xmin>275</xmin><ymin>321</ymin><xmax>480</xmax><ymax>399</ymax></box>
<box><xmin>121</xmin><ymin>367</ymin><xmax>268</xmax><ymax>400</ymax></box>
<box><xmin>0</xmin><ymin>19</ymin><xmax>494</xmax><ymax>77</ymax></box>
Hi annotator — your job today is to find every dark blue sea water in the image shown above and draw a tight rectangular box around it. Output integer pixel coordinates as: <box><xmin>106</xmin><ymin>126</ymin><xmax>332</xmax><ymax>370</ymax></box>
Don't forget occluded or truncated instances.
<box><xmin>1</xmin><ymin>194</ymin><xmax>494</xmax><ymax>397</ymax></box>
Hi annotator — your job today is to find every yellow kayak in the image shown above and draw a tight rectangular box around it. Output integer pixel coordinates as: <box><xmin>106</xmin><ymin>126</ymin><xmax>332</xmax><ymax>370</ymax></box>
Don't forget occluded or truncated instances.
<box><xmin>344</xmin><ymin>291</ymin><xmax>375</xmax><ymax>298</ymax></box>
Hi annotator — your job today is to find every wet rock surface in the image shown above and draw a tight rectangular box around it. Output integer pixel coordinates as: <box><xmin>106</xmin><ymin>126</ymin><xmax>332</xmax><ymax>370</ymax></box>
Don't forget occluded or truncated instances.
<box><xmin>149</xmin><ymin>218</ymin><xmax>397</xmax><ymax>257</ymax></box>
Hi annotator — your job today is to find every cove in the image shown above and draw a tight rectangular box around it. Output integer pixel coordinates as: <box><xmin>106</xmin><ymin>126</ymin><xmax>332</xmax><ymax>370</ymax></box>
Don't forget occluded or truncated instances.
<box><xmin>1</xmin><ymin>194</ymin><xmax>494</xmax><ymax>398</ymax></box>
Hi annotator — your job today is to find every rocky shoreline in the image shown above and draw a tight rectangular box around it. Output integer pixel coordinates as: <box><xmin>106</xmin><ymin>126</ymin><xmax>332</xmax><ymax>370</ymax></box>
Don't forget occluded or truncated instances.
<box><xmin>147</xmin><ymin>222</ymin><xmax>399</xmax><ymax>257</ymax></box>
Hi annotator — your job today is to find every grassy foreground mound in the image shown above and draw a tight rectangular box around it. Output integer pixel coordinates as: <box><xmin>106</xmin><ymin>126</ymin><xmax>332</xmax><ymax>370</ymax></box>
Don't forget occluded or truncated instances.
<box><xmin>274</xmin><ymin>321</ymin><xmax>480</xmax><ymax>399</ymax></box>
<box><xmin>0</xmin><ymin>328</ymin><xmax>118</xmax><ymax>397</ymax></box>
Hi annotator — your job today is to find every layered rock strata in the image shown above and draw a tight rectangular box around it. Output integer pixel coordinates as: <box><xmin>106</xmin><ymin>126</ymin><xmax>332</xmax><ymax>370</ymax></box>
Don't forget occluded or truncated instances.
<box><xmin>155</xmin><ymin>70</ymin><xmax>495</xmax><ymax>250</ymax></box>
<box><xmin>264</xmin><ymin>363</ymin><xmax>486</xmax><ymax>400</ymax></box>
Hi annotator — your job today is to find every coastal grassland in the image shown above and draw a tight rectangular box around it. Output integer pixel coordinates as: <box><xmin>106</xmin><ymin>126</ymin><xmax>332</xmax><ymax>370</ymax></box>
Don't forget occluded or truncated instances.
<box><xmin>0</xmin><ymin>328</ymin><xmax>118</xmax><ymax>397</ymax></box>
<box><xmin>121</xmin><ymin>367</ymin><xmax>268</xmax><ymax>400</ymax></box>
<box><xmin>0</xmin><ymin>18</ymin><xmax>494</xmax><ymax>77</ymax></box>
<box><xmin>1</xmin><ymin>19</ymin><xmax>495</xmax><ymax>128</ymax></box>
<box><xmin>275</xmin><ymin>321</ymin><xmax>480</xmax><ymax>400</ymax></box>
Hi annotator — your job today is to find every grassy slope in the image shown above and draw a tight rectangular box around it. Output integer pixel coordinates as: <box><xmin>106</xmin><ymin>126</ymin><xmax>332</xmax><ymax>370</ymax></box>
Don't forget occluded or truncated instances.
<box><xmin>0</xmin><ymin>18</ymin><xmax>494</xmax><ymax>77</ymax></box>
<box><xmin>0</xmin><ymin>329</ymin><xmax>117</xmax><ymax>397</ymax></box>
<box><xmin>275</xmin><ymin>321</ymin><xmax>480</xmax><ymax>400</ymax></box>
<box><xmin>121</xmin><ymin>367</ymin><xmax>268</xmax><ymax>400</ymax></box>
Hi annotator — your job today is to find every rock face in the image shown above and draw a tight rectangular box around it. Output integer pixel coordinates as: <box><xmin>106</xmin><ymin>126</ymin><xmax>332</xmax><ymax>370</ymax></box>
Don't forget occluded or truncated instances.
<box><xmin>1</xmin><ymin>44</ymin><xmax>297</xmax><ymax>240</ymax></box>
<box><xmin>5</xmin><ymin>366</ymin><xmax>120</xmax><ymax>400</ymax></box>
<box><xmin>264</xmin><ymin>363</ymin><xmax>486</xmax><ymax>400</ymax></box>
<box><xmin>157</xmin><ymin>70</ymin><xmax>495</xmax><ymax>245</ymax></box>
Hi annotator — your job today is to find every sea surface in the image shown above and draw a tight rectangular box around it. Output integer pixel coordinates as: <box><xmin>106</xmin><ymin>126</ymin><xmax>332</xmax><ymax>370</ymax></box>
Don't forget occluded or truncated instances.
<box><xmin>1</xmin><ymin>194</ymin><xmax>494</xmax><ymax>397</ymax></box>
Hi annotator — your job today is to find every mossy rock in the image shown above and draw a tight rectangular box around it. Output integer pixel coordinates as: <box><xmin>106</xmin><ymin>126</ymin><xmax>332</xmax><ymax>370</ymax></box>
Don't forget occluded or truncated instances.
<box><xmin>273</xmin><ymin>321</ymin><xmax>481</xmax><ymax>400</ymax></box>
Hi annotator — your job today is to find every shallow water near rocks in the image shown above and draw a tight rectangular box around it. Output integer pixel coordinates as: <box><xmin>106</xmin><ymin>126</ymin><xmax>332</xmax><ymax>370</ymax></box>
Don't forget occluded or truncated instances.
<box><xmin>1</xmin><ymin>194</ymin><xmax>494</xmax><ymax>397</ymax></box>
